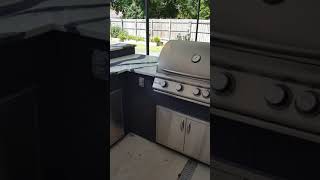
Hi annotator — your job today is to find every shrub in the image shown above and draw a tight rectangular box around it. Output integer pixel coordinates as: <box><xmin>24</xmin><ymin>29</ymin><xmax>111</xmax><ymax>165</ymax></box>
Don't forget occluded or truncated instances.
<box><xmin>152</xmin><ymin>36</ymin><xmax>162</xmax><ymax>46</ymax></box>
<box><xmin>118</xmin><ymin>31</ymin><xmax>128</xmax><ymax>42</ymax></box>
<box><xmin>153</xmin><ymin>36</ymin><xmax>161</xmax><ymax>44</ymax></box>
<box><xmin>111</xmin><ymin>26</ymin><xmax>122</xmax><ymax>38</ymax></box>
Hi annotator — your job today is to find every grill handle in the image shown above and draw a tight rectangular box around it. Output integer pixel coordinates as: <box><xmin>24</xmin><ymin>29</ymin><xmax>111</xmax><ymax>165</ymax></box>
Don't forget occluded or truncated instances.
<box><xmin>162</xmin><ymin>68</ymin><xmax>209</xmax><ymax>80</ymax></box>
<box><xmin>187</xmin><ymin>123</ymin><xmax>191</xmax><ymax>134</ymax></box>
<box><xmin>180</xmin><ymin>120</ymin><xmax>185</xmax><ymax>132</ymax></box>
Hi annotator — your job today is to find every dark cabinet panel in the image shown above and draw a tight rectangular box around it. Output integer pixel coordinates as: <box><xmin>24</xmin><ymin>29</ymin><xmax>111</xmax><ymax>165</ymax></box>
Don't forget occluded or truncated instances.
<box><xmin>16</xmin><ymin>32</ymin><xmax>109</xmax><ymax>180</ymax></box>
<box><xmin>1</xmin><ymin>31</ymin><xmax>109</xmax><ymax>180</ymax></box>
<box><xmin>212</xmin><ymin>116</ymin><xmax>320</xmax><ymax>179</ymax></box>
<box><xmin>125</xmin><ymin>73</ymin><xmax>156</xmax><ymax>142</ymax></box>
<box><xmin>0</xmin><ymin>39</ymin><xmax>34</xmax><ymax>98</ymax></box>
<box><xmin>110</xmin><ymin>73</ymin><xmax>127</xmax><ymax>92</ymax></box>
<box><xmin>40</xmin><ymin>33</ymin><xmax>108</xmax><ymax>180</ymax></box>
<box><xmin>0</xmin><ymin>88</ymin><xmax>39</xmax><ymax>180</ymax></box>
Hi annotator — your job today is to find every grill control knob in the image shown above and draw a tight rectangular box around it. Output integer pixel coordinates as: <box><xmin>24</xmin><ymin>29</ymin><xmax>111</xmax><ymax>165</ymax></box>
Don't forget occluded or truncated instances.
<box><xmin>265</xmin><ymin>85</ymin><xmax>287</xmax><ymax>106</ymax></box>
<box><xmin>295</xmin><ymin>91</ymin><xmax>318</xmax><ymax>114</ymax></box>
<box><xmin>202</xmin><ymin>89</ymin><xmax>210</xmax><ymax>98</ymax></box>
<box><xmin>193</xmin><ymin>88</ymin><xmax>201</xmax><ymax>96</ymax></box>
<box><xmin>160</xmin><ymin>80</ymin><xmax>167</xmax><ymax>88</ymax></box>
<box><xmin>176</xmin><ymin>84</ymin><xmax>183</xmax><ymax>91</ymax></box>
<box><xmin>212</xmin><ymin>72</ymin><xmax>231</xmax><ymax>92</ymax></box>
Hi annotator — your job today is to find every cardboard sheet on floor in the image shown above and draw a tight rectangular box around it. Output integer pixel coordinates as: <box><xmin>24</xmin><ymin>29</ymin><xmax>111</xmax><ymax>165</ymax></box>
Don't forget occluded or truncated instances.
<box><xmin>110</xmin><ymin>133</ymin><xmax>188</xmax><ymax>180</ymax></box>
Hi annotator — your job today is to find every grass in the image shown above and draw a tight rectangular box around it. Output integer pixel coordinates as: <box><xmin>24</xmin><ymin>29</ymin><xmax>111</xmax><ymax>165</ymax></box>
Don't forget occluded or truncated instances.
<box><xmin>135</xmin><ymin>44</ymin><xmax>163</xmax><ymax>54</ymax></box>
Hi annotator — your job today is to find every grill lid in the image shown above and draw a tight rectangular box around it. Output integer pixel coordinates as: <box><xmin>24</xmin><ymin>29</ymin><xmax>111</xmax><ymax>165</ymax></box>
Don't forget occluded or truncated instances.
<box><xmin>158</xmin><ymin>40</ymin><xmax>210</xmax><ymax>80</ymax></box>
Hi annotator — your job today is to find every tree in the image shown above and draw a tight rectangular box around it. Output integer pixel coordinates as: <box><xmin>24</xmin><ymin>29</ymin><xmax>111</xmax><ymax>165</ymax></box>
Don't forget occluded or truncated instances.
<box><xmin>126</xmin><ymin>0</ymin><xmax>145</xmax><ymax>19</ymax></box>
<box><xmin>149</xmin><ymin>0</ymin><xmax>178</xmax><ymax>18</ymax></box>
<box><xmin>177</xmin><ymin>0</ymin><xmax>209</xmax><ymax>19</ymax></box>
<box><xmin>176</xmin><ymin>0</ymin><xmax>198</xmax><ymax>19</ymax></box>
<box><xmin>111</xmin><ymin>0</ymin><xmax>210</xmax><ymax>19</ymax></box>
<box><xmin>111</xmin><ymin>0</ymin><xmax>144</xmax><ymax>18</ymax></box>
<box><xmin>199</xmin><ymin>0</ymin><xmax>210</xmax><ymax>19</ymax></box>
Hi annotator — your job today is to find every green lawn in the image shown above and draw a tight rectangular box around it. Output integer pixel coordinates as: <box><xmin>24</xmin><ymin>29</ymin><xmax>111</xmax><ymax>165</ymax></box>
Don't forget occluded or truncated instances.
<box><xmin>135</xmin><ymin>44</ymin><xmax>163</xmax><ymax>54</ymax></box>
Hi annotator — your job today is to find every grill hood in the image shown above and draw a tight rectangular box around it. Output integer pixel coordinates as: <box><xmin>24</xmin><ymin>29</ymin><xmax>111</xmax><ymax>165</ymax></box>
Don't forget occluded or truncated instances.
<box><xmin>157</xmin><ymin>40</ymin><xmax>210</xmax><ymax>80</ymax></box>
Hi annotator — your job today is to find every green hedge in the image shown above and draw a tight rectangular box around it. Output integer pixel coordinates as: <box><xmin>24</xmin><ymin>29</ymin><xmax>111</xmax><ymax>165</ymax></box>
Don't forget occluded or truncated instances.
<box><xmin>111</xmin><ymin>26</ymin><xmax>145</xmax><ymax>42</ymax></box>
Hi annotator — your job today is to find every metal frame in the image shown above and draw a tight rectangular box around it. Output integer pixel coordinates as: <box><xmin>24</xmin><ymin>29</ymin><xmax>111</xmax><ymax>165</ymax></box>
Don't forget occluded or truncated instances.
<box><xmin>195</xmin><ymin>0</ymin><xmax>201</xmax><ymax>42</ymax></box>
<box><xmin>145</xmin><ymin>0</ymin><xmax>150</xmax><ymax>55</ymax></box>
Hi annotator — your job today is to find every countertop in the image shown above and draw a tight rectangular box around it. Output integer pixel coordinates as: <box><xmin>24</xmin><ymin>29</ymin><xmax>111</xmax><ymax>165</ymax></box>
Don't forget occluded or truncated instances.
<box><xmin>110</xmin><ymin>54</ymin><xmax>158</xmax><ymax>77</ymax></box>
<box><xmin>111</xmin><ymin>43</ymin><xmax>136</xmax><ymax>52</ymax></box>
<box><xmin>0</xmin><ymin>0</ymin><xmax>109</xmax><ymax>41</ymax></box>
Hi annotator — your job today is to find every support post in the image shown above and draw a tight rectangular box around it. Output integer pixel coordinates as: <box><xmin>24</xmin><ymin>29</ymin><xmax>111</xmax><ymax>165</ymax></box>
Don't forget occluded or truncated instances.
<box><xmin>145</xmin><ymin>0</ymin><xmax>150</xmax><ymax>55</ymax></box>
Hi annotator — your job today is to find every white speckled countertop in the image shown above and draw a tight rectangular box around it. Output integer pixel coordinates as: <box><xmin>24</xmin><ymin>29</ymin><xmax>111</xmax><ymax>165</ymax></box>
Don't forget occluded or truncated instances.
<box><xmin>111</xmin><ymin>43</ymin><xmax>136</xmax><ymax>51</ymax></box>
<box><xmin>110</xmin><ymin>54</ymin><xmax>158</xmax><ymax>77</ymax></box>
<box><xmin>0</xmin><ymin>0</ymin><xmax>109</xmax><ymax>40</ymax></box>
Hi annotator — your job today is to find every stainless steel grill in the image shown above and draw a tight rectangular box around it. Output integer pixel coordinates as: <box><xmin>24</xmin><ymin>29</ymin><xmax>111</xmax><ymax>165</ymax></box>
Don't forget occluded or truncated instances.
<box><xmin>152</xmin><ymin>40</ymin><xmax>210</xmax><ymax>106</ymax></box>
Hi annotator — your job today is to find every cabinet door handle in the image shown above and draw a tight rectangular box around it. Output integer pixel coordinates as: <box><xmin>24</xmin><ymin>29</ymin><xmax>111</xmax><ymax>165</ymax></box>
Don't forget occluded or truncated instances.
<box><xmin>180</xmin><ymin>120</ymin><xmax>185</xmax><ymax>132</ymax></box>
<box><xmin>187</xmin><ymin>123</ymin><xmax>191</xmax><ymax>134</ymax></box>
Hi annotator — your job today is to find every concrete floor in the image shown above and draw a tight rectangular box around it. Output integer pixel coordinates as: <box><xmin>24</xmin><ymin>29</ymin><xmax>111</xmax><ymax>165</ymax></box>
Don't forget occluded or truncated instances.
<box><xmin>110</xmin><ymin>133</ymin><xmax>210</xmax><ymax>180</ymax></box>
<box><xmin>191</xmin><ymin>163</ymin><xmax>211</xmax><ymax>180</ymax></box>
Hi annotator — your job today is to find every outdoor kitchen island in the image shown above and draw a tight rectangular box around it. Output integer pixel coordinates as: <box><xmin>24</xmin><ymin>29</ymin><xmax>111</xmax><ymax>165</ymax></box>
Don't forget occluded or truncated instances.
<box><xmin>109</xmin><ymin>41</ymin><xmax>210</xmax><ymax>180</ymax></box>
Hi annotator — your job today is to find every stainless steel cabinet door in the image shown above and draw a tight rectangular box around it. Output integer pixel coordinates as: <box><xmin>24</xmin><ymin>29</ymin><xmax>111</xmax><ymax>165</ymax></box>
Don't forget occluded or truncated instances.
<box><xmin>110</xmin><ymin>89</ymin><xmax>125</xmax><ymax>146</ymax></box>
<box><xmin>184</xmin><ymin>118</ymin><xmax>209</xmax><ymax>162</ymax></box>
<box><xmin>156</xmin><ymin>106</ymin><xmax>186</xmax><ymax>153</ymax></box>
